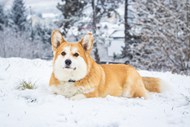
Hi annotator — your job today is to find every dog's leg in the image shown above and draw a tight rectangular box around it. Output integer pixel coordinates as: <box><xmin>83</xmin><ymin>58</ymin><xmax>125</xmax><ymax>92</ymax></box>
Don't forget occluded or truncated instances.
<box><xmin>49</xmin><ymin>73</ymin><xmax>62</xmax><ymax>95</ymax></box>
<box><xmin>122</xmin><ymin>78</ymin><xmax>148</xmax><ymax>98</ymax></box>
<box><xmin>132</xmin><ymin>79</ymin><xmax>148</xmax><ymax>98</ymax></box>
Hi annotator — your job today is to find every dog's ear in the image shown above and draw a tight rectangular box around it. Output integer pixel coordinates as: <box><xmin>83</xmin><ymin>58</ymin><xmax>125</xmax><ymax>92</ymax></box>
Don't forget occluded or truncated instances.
<box><xmin>80</xmin><ymin>32</ymin><xmax>94</xmax><ymax>52</ymax></box>
<box><xmin>51</xmin><ymin>30</ymin><xmax>66</xmax><ymax>51</ymax></box>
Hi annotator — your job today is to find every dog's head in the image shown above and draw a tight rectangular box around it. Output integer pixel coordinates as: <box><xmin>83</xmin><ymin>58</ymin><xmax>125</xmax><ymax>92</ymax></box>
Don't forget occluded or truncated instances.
<box><xmin>51</xmin><ymin>30</ymin><xmax>94</xmax><ymax>82</ymax></box>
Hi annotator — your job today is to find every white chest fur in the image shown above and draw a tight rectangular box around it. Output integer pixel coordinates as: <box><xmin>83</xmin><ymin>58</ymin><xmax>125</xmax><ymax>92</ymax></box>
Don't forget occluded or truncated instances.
<box><xmin>51</xmin><ymin>82</ymin><xmax>95</xmax><ymax>100</ymax></box>
<box><xmin>50</xmin><ymin>82</ymin><xmax>95</xmax><ymax>99</ymax></box>
<box><xmin>50</xmin><ymin>82</ymin><xmax>79</xmax><ymax>98</ymax></box>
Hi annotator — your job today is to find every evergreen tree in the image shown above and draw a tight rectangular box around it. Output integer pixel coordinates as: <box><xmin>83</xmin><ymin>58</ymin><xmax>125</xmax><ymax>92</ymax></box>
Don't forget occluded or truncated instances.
<box><xmin>10</xmin><ymin>0</ymin><xmax>27</xmax><ymax>31</ymax></box>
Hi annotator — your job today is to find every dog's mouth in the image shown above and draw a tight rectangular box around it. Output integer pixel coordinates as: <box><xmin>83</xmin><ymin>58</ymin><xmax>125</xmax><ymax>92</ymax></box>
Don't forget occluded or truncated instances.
<box><xmin>64</xmin><ymin>66</ymin><xmax>76</xmax><ymax>70</ymax></box>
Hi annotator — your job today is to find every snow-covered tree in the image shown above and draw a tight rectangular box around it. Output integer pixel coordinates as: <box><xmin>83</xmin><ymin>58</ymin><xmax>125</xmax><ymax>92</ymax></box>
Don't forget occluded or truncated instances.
<box><xmin>123</xmin><ymin>0</ymin><xmax>190</xmax><ymax>74</ymax></box>
<box><xmin>9</xmin><ymin>0</ymin><xmax>27</xmax><ymax>31</ymax></box>
<box><xmin>0</xmin><ymin>0</ymin><xmax>57</xmax><ymax>59</ymax></box>
<box><xmin>0</xmin><ymin>27</ymin><xmax>52</xmax><ymax>59</ymax></box>
<box><xmin>31</xmin><ymin>24</ymin><xmax>51</xmax><ymax>45</ymax></box>
<box><xmin>92</xmin><ymin>0</ymin><xmax>123</xmax><ymax>30</ymax></box>
<box><xmin>57</xmin><ymin>0</ymin><xmax>88</xmax><ymax>35</ymax></box>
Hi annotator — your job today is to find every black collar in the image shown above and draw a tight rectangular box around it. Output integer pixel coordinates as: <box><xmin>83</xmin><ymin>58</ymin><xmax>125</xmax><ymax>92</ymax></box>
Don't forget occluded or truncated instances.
<box><xmin>68</xmin><ymin>79</ymin><xmax>76</xmax><ymax>82</ymax></box>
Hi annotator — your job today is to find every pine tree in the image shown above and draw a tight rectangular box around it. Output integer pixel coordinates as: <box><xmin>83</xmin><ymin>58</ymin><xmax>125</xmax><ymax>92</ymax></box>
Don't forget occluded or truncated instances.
<box><xmin>10</xmin><ymin>0</ymin><xmax>27</xmax><ymax>31</ymax></box>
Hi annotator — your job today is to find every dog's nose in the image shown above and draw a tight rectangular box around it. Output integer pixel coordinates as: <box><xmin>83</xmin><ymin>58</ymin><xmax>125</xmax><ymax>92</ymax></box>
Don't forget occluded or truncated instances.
<box><xmin>65</xmin><ymin>59</ymin><xmax>72</xmax><ymax>66</ymax></box>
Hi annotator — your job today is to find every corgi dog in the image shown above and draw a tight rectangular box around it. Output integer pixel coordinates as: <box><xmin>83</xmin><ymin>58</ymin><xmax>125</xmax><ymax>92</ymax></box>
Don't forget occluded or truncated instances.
<box><xmin>49</xmin><ymin>30</ymin><xmax>162</xmax><ymax>100</ymax></box>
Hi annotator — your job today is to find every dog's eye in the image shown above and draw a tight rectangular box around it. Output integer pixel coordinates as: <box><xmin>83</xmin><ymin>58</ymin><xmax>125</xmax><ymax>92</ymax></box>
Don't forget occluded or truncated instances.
<box><xmin>61</xmin><ymin>51</ymin><xmax>66</xmax><ymax>56</ymax></box>
<box><xmin>73</xmin><ymin>53</ymin><xmax>79</xmax><ymax>57</ymax></box>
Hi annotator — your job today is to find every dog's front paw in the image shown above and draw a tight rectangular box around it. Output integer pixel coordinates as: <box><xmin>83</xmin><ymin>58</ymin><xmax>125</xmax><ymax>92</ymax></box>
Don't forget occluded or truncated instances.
<box><xmin>70</xmin><ymin>94</ymin><xmax>86</xmax><ymax>100</ymax></box>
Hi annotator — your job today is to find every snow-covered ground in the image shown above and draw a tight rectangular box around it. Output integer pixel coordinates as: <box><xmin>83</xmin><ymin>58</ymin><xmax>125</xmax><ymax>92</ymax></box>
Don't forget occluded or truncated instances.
<box><xmin>0</xmin><ymin>57</ymin><xmax>190</xmax><ymax>127</ymax></box>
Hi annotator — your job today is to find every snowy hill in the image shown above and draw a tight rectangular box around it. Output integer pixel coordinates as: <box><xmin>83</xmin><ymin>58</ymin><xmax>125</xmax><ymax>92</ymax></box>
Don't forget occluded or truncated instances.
<box><xmin>0</xmin><ymin>58</ymin><xmax>190</xmax><ymax>127</ymax></box>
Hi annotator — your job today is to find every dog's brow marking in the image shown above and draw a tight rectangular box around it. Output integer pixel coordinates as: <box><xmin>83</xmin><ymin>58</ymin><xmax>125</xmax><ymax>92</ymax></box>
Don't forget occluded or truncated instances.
<box><xmin>72</xmin><ymin>47</ymin><xmax>78</xmax><ymax>53</ymax></box>
<box><xmin>64</xmin><ymin>46</ymin><xmax>71</xmax><ymax>54</ymax></box>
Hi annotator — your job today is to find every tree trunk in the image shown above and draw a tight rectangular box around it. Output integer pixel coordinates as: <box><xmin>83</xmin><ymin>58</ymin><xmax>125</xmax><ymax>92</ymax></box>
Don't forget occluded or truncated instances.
<box><xmin>91</xmin><ymin>0</ymin><xmax>100</xmax><ymax>63</ymax></box>
<box><xmin>124</xmin><ymin>0</ymin><xmax>130</xmax><ymax>58</ymax></box>
<box><xmin>186</xmin><ymin>0</ymin><xmax>190</xmax><ymax>68</ymax></box>
<box><xmin>92</xmin><ymin>0</ymin><xmax>96</xmax><ymax>34</ymax></box>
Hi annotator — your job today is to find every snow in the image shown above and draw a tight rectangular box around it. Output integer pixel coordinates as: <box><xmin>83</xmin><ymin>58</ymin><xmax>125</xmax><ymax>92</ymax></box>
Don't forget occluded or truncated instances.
<box><xmin>0</xmin><ymin>57</ymin><xmax>190</xmax><ymax>127</ymax></box>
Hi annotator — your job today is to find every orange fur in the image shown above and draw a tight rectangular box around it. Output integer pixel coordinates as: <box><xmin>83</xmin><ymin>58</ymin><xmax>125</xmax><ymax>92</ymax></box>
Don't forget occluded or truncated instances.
<box><xmin>49</xmin><ymin>30</ymin><xmax>162</xmax><ymax>99</ymax></box>
<box><xmin>142</xmin><ymin>77</ymin><xmax>161</xmax><ymax>93</ymax></box>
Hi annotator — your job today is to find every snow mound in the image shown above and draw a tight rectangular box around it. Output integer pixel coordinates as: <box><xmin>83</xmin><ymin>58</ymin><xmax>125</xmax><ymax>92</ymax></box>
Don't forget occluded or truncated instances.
<box><xmin>0</xmin><ymin>58</ymin><xmax>190</xmax><ymax>127</ymax></box>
